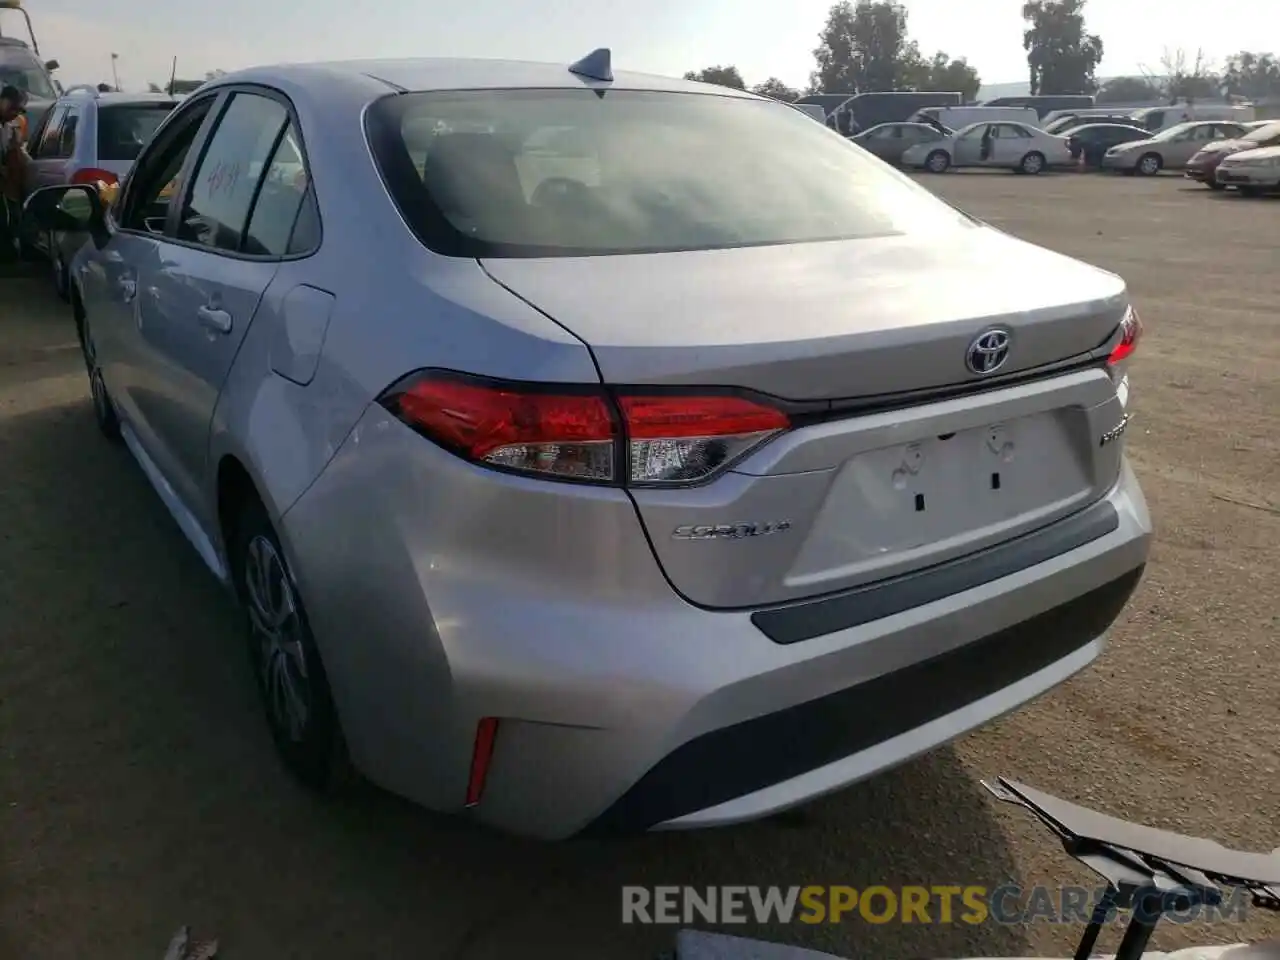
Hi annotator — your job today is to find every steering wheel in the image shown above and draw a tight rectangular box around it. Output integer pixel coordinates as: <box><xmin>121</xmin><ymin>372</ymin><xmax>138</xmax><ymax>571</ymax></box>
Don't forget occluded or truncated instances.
<box><xmin>530</xmin><ymin>177</ymin><xmax>591</xmax><ymax>208</ymax></box>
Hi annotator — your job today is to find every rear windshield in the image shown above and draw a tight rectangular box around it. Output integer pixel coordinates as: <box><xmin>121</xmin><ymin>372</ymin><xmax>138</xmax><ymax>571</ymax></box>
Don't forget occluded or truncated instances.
<box><xmin>365</xmin><ymin>88</ymin><xmax>971</xmax><ymax>258</ymax></box>
<box><xmin>97</xmin><ymin>103</ymin><xmax>175</xmax><ymax>161</ymax></box>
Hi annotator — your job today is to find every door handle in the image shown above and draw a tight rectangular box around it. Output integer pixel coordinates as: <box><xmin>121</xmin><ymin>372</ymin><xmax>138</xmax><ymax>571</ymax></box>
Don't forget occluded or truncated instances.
<box><xmin>197</xmin><ymin>305</ymin><xmax>233</xmax><ymax>334</ymax></box>
<box><xmin>118</xmin><ymin>277</ymin><xmax>136</xmax><ymax>301</ymax></box>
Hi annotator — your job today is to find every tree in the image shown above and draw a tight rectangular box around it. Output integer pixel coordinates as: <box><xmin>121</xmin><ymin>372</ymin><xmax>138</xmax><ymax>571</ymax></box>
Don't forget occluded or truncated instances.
<box><xmin>900</xmin><ymin>50</ymin><xmax>982</xmax><ymax>101</ymax></box>
<box><xmin>752</xmin><ymin>77</ymin><xmax>801</xmax><ymax>102</ymax></box>
<box><xmin>1021</xmin><ymin>0</ymin><xmax>1104</xmax><ymax>95</ymax></box>
<box><xmin>683</xmin><ymin>65</ymin><xmax>747</xmax><ymax>90</ymax></box>
<box><xmin>810</xmin><ymin>0</ymin><xmax>912</xmax><ymax>94</ymax></box>
<box><xmin>1143</xmin><ymin>48</ymin><xmax>1219</xmax><ymax>104</ymax></box>
<box><xmin>1220</xmin><ymin>51</ymin><xmax>1280</xmax><ymax>100</ymax></box>
<box><xmin>1095</xmin><ymin>76</ymin><xmax>1161</xmax><ymax>104</ymax></box>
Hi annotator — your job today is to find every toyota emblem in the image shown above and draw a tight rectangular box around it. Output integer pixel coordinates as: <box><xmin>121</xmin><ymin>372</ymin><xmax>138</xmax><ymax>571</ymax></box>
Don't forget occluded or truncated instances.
<box><xmin>966</xmin><ymin>329</ymin><xmax>1012</xmax><ymax>375</ymax></box>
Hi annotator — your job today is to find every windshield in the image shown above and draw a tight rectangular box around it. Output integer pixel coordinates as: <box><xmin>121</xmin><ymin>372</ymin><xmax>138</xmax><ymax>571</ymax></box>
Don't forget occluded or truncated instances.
<box><xmin>1152</xmin><ymin>122</ymin><xmax>1195</xmax><ymax>141</ymax></box>
<box><xmin>0</xmin><ymin>53</ymin><xmax>57</xmax><ymax>100</ymax></box>
<box><xmin>1243</xmin><ymin>121</ymin><xmax>1280</xmax><ymax>143</ymax></box>
<box><xmin>96</xmin><ymin>103</ymin><xmax>176</xmax><ymax>161</ymax></box>
<box><xmin>367</xmin><ymin>89</ymin><xmax>971</xmax><ymax>258</ymax></box>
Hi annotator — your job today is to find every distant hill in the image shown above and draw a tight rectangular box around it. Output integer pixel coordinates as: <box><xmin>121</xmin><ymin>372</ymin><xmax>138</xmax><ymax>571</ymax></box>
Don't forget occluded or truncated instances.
<box><xmin>976</xmin><ymin>77</ymin><xmax>1159</xmax><ymax>101</ymax></box>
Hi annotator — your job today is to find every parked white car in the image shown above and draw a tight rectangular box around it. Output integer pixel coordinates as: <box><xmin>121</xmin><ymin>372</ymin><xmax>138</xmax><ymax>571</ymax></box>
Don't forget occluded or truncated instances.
<box><xmin>901</xmin><ymin>121</ymin><xmax>1073</xmax><ymax>174</ymax></box>
<box><xmin>1214</xmin><ymin>144</ymin><xmax>1280</xmax><ymax>195</ymax></box>
<box><xmin>1101</xmin><ymin>120</ymin><xmax>1249</xmax><ymax>175</ymax></box>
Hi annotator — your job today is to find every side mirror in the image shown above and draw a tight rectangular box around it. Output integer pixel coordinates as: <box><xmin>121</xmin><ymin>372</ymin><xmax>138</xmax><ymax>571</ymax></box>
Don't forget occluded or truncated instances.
<box><xmin>44</xmin><ymin>58</ymin><xmax>60</xmax><ymax>71</ymax></box>
<box><xmin>23</xmin><ymin>184</ymin><xmax>106</xmax><ymax>236</ymax></box>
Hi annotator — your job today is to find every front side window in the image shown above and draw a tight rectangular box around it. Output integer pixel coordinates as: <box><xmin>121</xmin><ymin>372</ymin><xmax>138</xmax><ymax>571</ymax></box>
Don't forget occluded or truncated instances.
<box><xmin>118</xmin><ymin>97</ymin><xmax>215</xmax><ymax>234</ymax></box>
<box><xmin>178</xmin><ymin>92</ymin><xmax>288</xmax><ymax>251</ymax></box>
<box><xmin>367</xmin><ymin>89</ymin><xmax>972</xmax><ymax>259</ymax></box>
<box><xmin>956</xmin><ymin>124</ymin><xmax>986</xmax><ymax>141</ymax></box>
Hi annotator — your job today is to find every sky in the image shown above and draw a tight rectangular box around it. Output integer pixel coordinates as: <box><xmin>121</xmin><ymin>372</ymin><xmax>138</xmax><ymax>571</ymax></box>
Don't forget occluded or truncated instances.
<box><xmin>12</xmin><ymin>0</ymin><xmax>1278</xmax><ymax>94</ymax></box>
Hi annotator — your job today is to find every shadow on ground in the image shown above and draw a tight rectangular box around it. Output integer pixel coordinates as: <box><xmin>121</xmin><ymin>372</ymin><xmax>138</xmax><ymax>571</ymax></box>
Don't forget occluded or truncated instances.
<box><xmin>1</xmin><ymin>391</ymin><xmax>1030</xmax><ymax>959</ymax></box>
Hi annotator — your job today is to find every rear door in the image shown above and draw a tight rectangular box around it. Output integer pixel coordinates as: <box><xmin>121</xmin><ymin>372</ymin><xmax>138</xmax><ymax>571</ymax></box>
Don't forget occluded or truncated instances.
<box><xmin>990</xmin><ymin>123</ymin><xmax>1034</xmax><ymax>165</ymax></box>
<box><xmin>135</xmin><ymin>88</ymin><xmax>305</xmax><ymax>521</ymax></box>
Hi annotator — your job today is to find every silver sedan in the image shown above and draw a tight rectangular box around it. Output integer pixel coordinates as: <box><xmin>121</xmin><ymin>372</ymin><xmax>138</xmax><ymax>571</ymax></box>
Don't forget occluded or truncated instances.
<box><xmin>1101</xmin><ymin>120</ymin><xmax>1248</xmax><ymax>175</ymax></box>
<box><xmin>23</xmin><ymin>53</ymin><xmax>1150</xmax><ymax>839</ymax></box>
<box><xmin>901</xmin><ymin>121</ymin><xmax>1074</xmax><ymax>174</ymax></box>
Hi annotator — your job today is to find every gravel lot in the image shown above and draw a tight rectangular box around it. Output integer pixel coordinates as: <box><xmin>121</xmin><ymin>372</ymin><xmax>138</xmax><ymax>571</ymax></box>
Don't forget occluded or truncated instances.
<box><xmin>1</xmin><ymin>174</ymin><xmax>1276</xmax><ymax>960</ymax></box>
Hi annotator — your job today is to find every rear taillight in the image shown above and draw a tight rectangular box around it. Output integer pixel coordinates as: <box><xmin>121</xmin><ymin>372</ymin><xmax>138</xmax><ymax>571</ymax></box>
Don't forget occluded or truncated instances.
<box><xmin>1107</xmin><ymin>306</ymin><xmax>1143</xmax><ymax>367</ymax></box>
<box><xmin>71</xmin><ymin>168</ymin><xmax>119</xmax><ymax>187</ymax></box>
<box><xmin>379</xmin><ymin>371</ymin><xmax>790</xmax><ymax>487</ymax></box>
<box><xmin>619</xmin><ymin>394</ymin><xmax>788</xmax><ymax>485</ymax></box>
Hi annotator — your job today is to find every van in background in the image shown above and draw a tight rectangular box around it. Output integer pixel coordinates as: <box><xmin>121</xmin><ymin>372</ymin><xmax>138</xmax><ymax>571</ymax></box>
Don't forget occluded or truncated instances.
<box><xmin>914</xmin><ymin>105</ymin><xmax>1041</xmax><ymax>130</ymax></box>
<box><xmin>1130</xmin><ymin>103</ymin><xmax>1255</xmax><ymax>132</ymax></box>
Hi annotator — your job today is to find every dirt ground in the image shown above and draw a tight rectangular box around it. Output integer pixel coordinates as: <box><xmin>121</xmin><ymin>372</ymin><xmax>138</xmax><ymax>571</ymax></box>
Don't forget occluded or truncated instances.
<box><xmin>1</xmin><ymin>174</ymin><xmax>1277</xmax><ymax>960</ymax></box>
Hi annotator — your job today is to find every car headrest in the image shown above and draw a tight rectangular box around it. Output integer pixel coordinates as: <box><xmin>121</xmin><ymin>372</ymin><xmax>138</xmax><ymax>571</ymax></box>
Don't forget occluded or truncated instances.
<box><xmin>421</xmin><ymin>133</ymin><xmax>525</xmax><ymax>219</ymax></box>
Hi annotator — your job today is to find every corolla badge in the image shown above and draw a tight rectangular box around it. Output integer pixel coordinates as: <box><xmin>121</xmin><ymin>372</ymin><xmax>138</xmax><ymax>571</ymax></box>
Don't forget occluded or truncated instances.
<box><xmin>672</xmin><ymin>521</ymin><xmax>792</xmax><ymax>541</ymax></box>
<box><xmin>1100</xmin><ymin>413</ymin><xmax>1132</xmax><ymax>447</ymax></box>
<box><xmin>966</xmin><ymin>328</ymin><xmax>1012</xmax><ymax>375</ymax></box>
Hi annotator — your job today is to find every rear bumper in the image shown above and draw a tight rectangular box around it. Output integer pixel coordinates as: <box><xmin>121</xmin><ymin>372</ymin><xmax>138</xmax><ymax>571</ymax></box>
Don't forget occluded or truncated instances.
<box><xmin>283</xmin><ymin>405</ymin><xmax>1151</xmax><ymax>839</ymax></box>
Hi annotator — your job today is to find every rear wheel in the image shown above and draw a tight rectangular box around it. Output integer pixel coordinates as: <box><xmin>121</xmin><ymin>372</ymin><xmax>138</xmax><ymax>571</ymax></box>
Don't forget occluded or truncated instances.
<box><xmin>1136</xmin><ymin>153</ymin><xmax>1162</xmax><ymax>176</ymax></box>
<box><xmin>231</xmin><ymin>498</ymin><xmax>349</xmax><ymax>791</ymax></box>
<box><xmin>925</xmin><ymin>150</ymin><xmax>951</xmax><ymax>174</ymax></box>
<box><xmin>1019</xmin><ymin>151</ymin><xmax>1046</xmax><ymax>175</ymax></box>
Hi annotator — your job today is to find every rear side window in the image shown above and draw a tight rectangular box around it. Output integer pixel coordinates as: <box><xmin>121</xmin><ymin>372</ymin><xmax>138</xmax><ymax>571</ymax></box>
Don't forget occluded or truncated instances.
<box><xmin>178</xmin><ymin>92</ymin><xmax>288</xmax><ymax>251</ymax></box>
<box><xmin>97</xmin><ymin>104</ymin><xmax>174</xmax><ymax>161</ymax></box>
<box><xmin>366</xmin><ymin>88</ymin><xmax>972</xmax><ymax>259</ymax></box>
<box><xmin>242</xmin><ymin>123</ymin><xmax>316</xmax><ymax>256</ymax></box>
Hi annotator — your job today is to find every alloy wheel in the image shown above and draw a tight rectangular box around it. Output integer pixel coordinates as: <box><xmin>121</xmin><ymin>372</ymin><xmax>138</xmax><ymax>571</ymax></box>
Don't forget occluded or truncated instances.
<box><xmin>244</xmin><ymin>534</ymin><xmax>312</xmax><ymax>743</ymax></box>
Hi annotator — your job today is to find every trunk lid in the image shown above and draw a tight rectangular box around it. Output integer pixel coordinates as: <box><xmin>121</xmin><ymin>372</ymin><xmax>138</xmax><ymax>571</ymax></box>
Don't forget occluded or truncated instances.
<box><xmin>480</xmin><ymin>227</ymin><xmax>1125</xmax><ymax>402</ymax></box>
<box><xmin>482</xmin><ymin>230</ymin><xmax>1132</xmax><ymax>611</ymax></box>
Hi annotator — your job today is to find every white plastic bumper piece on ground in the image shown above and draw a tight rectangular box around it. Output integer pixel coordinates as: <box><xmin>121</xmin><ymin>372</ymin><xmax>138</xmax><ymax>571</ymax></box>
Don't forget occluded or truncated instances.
<box><xmin>673</xmin><ymin>930</ymin><xmax>1280</xmax><ymax>960</ymax></box>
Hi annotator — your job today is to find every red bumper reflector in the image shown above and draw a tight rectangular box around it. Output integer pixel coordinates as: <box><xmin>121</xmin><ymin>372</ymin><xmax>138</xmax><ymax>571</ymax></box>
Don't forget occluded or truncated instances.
<box><xmin>465</xmin><ymin>717</ymin><xmax>500</xmax><ymax>808</ymax></box>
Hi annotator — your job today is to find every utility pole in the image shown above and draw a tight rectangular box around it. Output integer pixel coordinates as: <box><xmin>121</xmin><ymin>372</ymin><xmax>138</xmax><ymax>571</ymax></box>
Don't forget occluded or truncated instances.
<box><xmin>110</xmin><ymin>52</ymin><xmax>121</xmax><ymax>90</ymax></box>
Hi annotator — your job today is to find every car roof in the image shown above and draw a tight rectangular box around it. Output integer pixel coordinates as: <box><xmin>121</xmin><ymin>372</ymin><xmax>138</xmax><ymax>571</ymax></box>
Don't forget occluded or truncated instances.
<box><xmin>212</xmin><ymin>57</ymin><xmax>761</xmax><ymax>99</ymax></box>
<box><xmin>61</xmin><ymin>91</ymin><xmax>179</xmax><ymax>106</ymax></box>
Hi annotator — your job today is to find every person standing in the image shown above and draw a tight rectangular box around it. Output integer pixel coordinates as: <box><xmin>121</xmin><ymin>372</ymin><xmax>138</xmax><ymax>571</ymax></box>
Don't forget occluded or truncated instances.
<box><xmin>0</xmin><ymin>85</ymin><xmax>28</xmax><ymax>258</ymax></box>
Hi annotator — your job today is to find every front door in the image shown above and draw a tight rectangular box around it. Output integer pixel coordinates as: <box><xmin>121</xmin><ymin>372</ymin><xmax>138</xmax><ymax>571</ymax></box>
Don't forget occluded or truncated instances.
<box><xmin>91</xmin><ymin>94</ymin><xmax>221</xmax><ymax>473</ymax></box>
<box><xmin>135</xmin><ymin>90</ymin><xmax>296</xmax><ymax>522</ymax></box>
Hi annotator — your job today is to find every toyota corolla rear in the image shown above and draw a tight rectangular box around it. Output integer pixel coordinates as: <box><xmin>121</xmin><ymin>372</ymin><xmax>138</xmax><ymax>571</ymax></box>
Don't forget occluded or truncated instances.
<box><xmin>284</xmin><ymin>81</ymin><xmax>1151</xmax><ymax>839</ymax></box>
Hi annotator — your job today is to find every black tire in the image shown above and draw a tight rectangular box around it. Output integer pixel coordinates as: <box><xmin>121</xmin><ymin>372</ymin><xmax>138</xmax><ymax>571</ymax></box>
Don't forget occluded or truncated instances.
<box><xmin>1207</xmin><ymin>180</ymin><xmax>1226</xmax><ymax>191</ymax></box>
<box><xmin>230</xmin><ymin>498</ymin><xmax>350</xmax><ymax>791</ymax></box>
<box><xmin>925</xmin><ymin>150</ymin><xmax>950</xmax><ymax>174</ymax></box>
<box><xmin>77</xmin><ymin>301</ymin><xmax>121</xmax><ymax>442</ymax></box>
<box><xmin>1135</xmin><ymin>153</ymin><xmax>1162</xmax><ymax>176</ymax></box>
<box><xmin>50</xmin><ymin>233</ymin><xmax>70</xmax><ymax>301</ymax></box>
<box><xmin>1019</xmin><ymin>151</ymin><xmax>1046</xmax><ymax>175</ymax></box>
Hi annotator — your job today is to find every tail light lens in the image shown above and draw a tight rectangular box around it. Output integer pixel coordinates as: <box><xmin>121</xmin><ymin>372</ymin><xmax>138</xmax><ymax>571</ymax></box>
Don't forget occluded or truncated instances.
<box><xmin>1107</xmin><ymin>306</ymin><xmax>1143</xmax><ymax>367</ymax></box>
<box><xmin>620</xmin><ymin>394</ymin><xmax>788</xmax><ymax>484</ymax></box>
<box><xmin>71</xmin><ymin>168</ymin><xmax>120</xmax><ymax>188</ymax></box>
<box><xmin>380</xmin><ymin>371</ymin><xmax>790</xmax><ymax>487</ymax></box>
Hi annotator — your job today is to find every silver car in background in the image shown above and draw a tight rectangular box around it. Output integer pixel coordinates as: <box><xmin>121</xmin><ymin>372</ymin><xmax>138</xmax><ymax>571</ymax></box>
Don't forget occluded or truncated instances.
<box><xmin>1102</xmin><ymin>120</ymin><xmax>1248</xmax><ymax>175</ymax></box>
<box><xmin>901</xmin><ymin>120</ymin><xmax>1073</xmax><ymax>174</ymax></box>
<box><xmin>25</xmin><ymin>53</ymin><xmax>1150</xmax><ymax>839</ymax></box>
<box><xmin>22</xmin><ymin>87</ymin><xmax>178</xmax><ymax>297</ymax></box>
<box><xmin>850</xmin><ymin>121</ymin><xmax>951</xmax><ymax>166</ymax></box>
<box><xmin>1214</xmin><ymin>144</ymin><xmax>1280</xmax><ymax>195</ymax></box>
